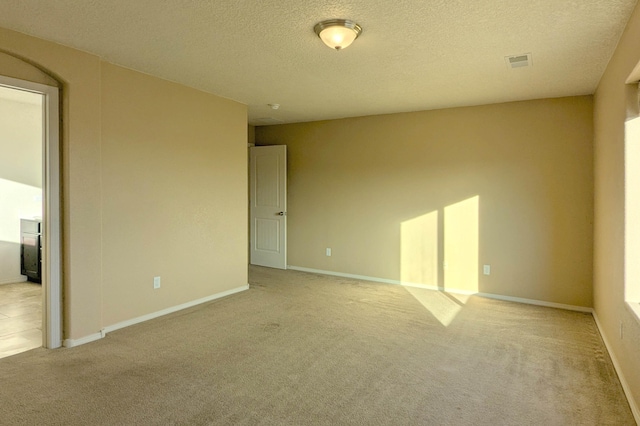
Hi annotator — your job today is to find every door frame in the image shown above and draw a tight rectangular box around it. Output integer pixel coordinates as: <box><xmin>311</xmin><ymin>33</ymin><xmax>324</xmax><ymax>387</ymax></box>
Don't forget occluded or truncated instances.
<box><xmin>0</xmin><ymin>75</ymin><xmax>62</xmax><ymax>349</ymax></box>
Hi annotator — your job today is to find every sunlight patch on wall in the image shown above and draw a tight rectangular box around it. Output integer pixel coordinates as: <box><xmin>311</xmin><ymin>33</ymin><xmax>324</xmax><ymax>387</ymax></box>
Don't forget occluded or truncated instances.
<box><xmin>401</xmin><ymin>210</ymin><xmax>438</xmax><ymax>287</ymax></box>
<box><xmin>444</xmin><ymin>196</ymin><xmax>479</xmax><ymax>294</ymax></box>
<box><xmin>399</xmin><ymin>196</ymin><xmax>479</xmax><ymax>326</ymax></box>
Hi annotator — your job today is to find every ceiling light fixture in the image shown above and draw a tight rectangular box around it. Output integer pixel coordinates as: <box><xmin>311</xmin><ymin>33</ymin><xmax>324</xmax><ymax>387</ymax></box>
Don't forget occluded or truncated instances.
<box><xmin>314</xmin><ymin>19</ymin><xmax>362</xmax><ymax>50</ymax></box>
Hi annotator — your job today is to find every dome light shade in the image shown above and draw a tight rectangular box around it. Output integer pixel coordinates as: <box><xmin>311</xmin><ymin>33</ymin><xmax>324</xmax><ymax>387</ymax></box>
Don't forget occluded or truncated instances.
<box><xmin>314</xmin><ymin>19</ymin><xmax>362</xmax><ymax>50</ymax></box>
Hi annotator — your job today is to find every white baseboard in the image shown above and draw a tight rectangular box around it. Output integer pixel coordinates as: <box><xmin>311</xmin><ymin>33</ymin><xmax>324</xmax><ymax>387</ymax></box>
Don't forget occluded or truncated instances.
<box><xmin>63</xmin><ymin>332</ymin><xmax>102</xmax><ymax>348</ymax></box>
<box><xmin>475</xmin><ymin>292</ymin><xmax>593</xmax><ymax>313</ymax></box>
<box><xmin>287</xmin><ymin>265</ymin><xmax>593</xmax><ymax>313</ymax></box>
<box><xmin>592</xmin><ymin>312</ymin><xmax>640</xmax><ymax>424</ymax></box>
<box><xmin>0</xmin><ymin>276</ymin><xmax>27</xmax><ymax>285</ymax></box>
<box><xmin>63</xmin><ymin>284</ymin><xmax>250</xmax><ymax>348</ymax></box>
<box><xmin>288</xmin><ymin>265</ymin><xmax>402</xmax><ymax>286</ymax></box>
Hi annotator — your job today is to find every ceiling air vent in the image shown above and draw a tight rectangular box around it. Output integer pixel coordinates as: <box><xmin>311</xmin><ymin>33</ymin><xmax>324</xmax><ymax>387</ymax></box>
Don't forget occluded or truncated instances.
<box><xmin>505</xmin><ymin>53</ymin><xmax>532</xmax><ymax>69</ymax></box>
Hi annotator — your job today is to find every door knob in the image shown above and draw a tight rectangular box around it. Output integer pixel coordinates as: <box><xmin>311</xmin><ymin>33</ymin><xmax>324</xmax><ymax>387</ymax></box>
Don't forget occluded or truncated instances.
<box><xmin>277</xmin><ymin>212</ymin><xmax>287</xmax><ymax>216</ymax></box>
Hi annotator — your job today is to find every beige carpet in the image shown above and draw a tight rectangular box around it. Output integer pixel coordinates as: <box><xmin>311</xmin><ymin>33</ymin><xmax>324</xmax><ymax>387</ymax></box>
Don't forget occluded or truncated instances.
<box><xmin>0</xmin><ymin>266</ymin><xmax>634</xmax><ymax>425</ymax></box>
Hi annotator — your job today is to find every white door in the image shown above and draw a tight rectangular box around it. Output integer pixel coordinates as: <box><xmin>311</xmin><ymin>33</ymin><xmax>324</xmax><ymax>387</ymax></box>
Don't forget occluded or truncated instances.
<box><xmin>250</xmin><ymin>145</ymin><xmax>287</xmax><ymax>269</ymax></box>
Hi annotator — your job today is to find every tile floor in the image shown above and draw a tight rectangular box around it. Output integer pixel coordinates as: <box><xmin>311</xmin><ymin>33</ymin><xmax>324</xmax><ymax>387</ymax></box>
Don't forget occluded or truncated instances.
<box><xmin>0</xmin><ymin>281</ymin><xmax>42</xmax><ymax>359</ymax></box>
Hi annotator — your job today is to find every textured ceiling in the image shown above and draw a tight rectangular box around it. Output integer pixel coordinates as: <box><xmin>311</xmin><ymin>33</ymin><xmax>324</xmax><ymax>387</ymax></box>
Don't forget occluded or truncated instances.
<box><xmin>0</xmin><ymin>0</ymin><xmax>637</xmax><ymax>125</ymax></box>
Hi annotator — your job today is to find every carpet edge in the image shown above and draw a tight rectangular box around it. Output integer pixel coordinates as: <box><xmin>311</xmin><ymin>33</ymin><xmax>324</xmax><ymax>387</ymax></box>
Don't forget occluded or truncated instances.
<box><xmin>593</xmin><ymin>311</ymin><xmax>640</xmax><ymax>425</ymax></box>
<box><xmin>287</xmin><ymin>265</ymin><xmax>592</xmax><ymax>312</ymax></box>
<box><xmin>63</xmin><ymin>284</ymin><xmax>250</xmax><ymax>348</ymax></box>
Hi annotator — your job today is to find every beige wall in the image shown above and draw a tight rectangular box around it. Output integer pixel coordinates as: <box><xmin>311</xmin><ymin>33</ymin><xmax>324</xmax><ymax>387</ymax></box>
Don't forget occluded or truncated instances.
<box><xmin>0</xmin><ymin>27</ymin><xmax>248</xmax><ymax>340</ymax></box>
<box><xmin>257</xmin><ymin>96</ymin><xmax>594</xmax><ymax>307</ymax></box>
<box><xmin>100</xmin><ymin>62</ymin><xmax>247</xmax><ymax>325</ymax></box>
<box><xmin>248</xmin><ymin>125</ymin><xmax>256</xmax><ymax>145</ymax></box>
<box><xmin>593</xmin><ymin>1</ymin><xmax>640</xmax><ymax>415</ymax></box>
<box><xmin>0</xmin><ymin>89</ymin><xmax>42</xmax><ymax>188</ymax></box>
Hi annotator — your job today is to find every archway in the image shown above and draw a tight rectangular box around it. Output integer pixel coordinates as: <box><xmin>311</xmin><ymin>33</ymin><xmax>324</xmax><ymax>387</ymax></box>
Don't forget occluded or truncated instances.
<box><xmin>0</xmin><ymin>60</ymin><xmax>61</xmax><ymax>349</ymax></box>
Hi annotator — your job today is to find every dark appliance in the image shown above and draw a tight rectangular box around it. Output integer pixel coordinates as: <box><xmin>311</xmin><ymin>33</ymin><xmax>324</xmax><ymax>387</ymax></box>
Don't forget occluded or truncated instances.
<box><xmin>20</xmin><ymin>218</ymin><xmax>42</xmax><ymax>283</ymax></box>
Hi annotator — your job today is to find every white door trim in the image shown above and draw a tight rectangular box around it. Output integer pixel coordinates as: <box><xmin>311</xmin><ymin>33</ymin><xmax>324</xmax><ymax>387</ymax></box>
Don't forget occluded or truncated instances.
<box><xmin>0</xmin><ymin>75</ymin><xmax>62</xmax><ymax>349</ymax></box>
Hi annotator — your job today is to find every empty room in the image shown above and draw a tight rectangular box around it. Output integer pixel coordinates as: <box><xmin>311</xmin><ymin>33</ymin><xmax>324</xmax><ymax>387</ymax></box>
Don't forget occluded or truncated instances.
<box><xmin>1</xmin><ymin>1</ymin><xmax>640</xmax><ymax>424</ymax></box>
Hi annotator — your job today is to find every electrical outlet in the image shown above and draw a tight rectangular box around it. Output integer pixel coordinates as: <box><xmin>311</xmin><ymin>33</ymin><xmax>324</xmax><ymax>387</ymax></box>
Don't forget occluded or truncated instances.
<box><xmin>483</xmin><ymin>265</ymin><xmax>491</xmax><ymax>275</ymax></box>
<box><xmin>326</xmin><ymin>248</ymin><xmax>332</xmax><ymax>257</ymax></box>
<box><xmin>153</xmin><ymin>276</ymin><xmax>161</xmax><ymax>289</ymax></box>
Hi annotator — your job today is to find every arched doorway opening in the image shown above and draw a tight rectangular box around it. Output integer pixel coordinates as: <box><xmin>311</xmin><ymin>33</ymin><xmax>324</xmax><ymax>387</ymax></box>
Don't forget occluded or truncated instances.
<box><xmin>0</xmin><ymin>73</ymin><xmax>61</xmax><ymax>350</ymax></box>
